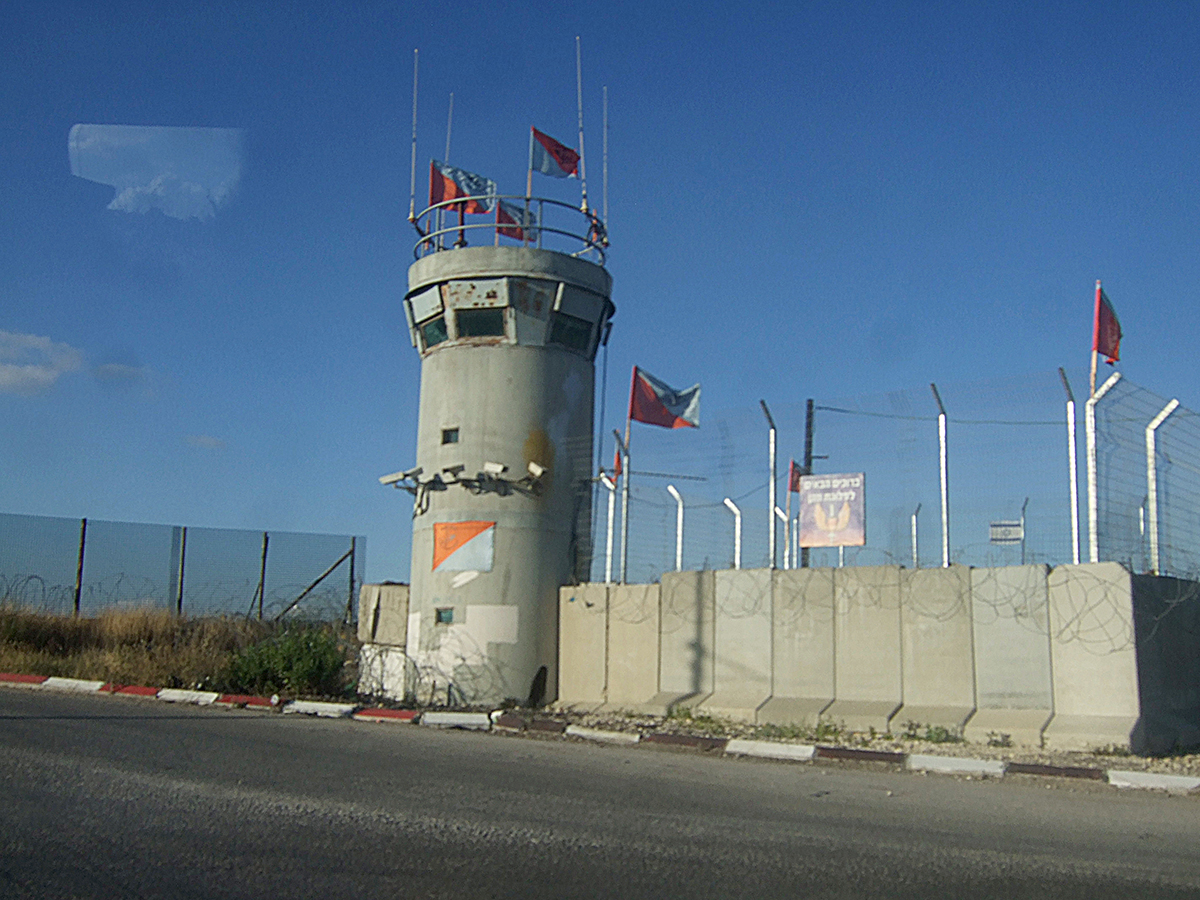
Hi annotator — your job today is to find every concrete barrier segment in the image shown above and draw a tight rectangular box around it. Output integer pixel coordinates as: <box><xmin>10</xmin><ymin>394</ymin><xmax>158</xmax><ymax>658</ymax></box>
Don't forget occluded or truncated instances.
<box><xmin>283</xmin><ymin>700</ymin><xmax>357</xmax><ymax>718</ymax></box>
<box><xmin>1005</xmin><ymin>762</ymin><xmax>1104</xmax><ymax>780</ymax></box>
<box><xmin>112</xmin><ymin>685</ymin><xmax>160</xmax><ymax>697</ymax></box>
<box><xmin>157</xmin><ymin>689</ymin><xmax>220</xmax><ymax>705</ymax></box>
<box><xmin>724</xmin><ymin>739</ymin><xmax>816</xmax><ymax>762</ymax></box>
<box><xmin>0</xmin><ymin>673</ymin><xmax>49</xmax><ymax>685</ymax></box>
<box><xmin>564</xmin><ymin>725</ymin><xmax>640</xmax><ymax>744</ymax></box>
<box><xmin>905</xmin><ymin>754</ymin><xmax>1005</xmax><ymax>777</ymax></box>
<box><xmin>40</xmin><ymin>677</ymin><xmax>105</xmax><ymax>693</ymax></box>
<box><xmin>643</xmin><ymin>733</ymin><xmax>728</xmax><ymax>752</ymax></box>
<box><xmin>814</xmin><ymin>746</ymin><xmax>905</xmax><ymax>764</ymax></box>
<box><xmin>420</xmin><ymin>710</ymin><xmax>492</xmax><ymax>730</ymax></box>
<box><xmin>1106</xmin><ymin>770</ymin><xmax>1200</xmax><ymax>793</ymax></box>
<box><xmin>215</xmin><ymin>694</ymin><xmax>275</xmax><ymax>708</ymax></box>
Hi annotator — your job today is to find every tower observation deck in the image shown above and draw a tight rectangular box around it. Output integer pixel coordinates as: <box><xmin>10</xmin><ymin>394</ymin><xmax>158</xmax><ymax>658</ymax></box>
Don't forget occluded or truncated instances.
<box><xmin>395</xmin><ymin>196</ymin><xmax>613</xmax><ymax>706</ymax></box>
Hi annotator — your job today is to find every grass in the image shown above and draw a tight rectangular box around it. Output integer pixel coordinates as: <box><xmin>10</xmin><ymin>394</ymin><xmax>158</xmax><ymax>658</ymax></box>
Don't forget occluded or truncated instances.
<box><xmin>0</xmin><ymin>606</ymin><xmax>358</xmax><ymax>698</ymax></box>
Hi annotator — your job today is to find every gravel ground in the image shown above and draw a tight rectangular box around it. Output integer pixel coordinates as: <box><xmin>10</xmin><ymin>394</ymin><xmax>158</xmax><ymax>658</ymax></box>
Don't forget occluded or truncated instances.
<box><xmin>543</xmin><ymin>706</ymin><xmax>1200</xmax><ymax>776</ymax></box>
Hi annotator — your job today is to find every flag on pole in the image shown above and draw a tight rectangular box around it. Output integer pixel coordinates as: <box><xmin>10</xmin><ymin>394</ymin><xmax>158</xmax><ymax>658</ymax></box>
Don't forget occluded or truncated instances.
<box><xmin>530</xmin><ymin>127</ymin><xmax>580</xmax><ymax>178</ymax></box>
<box><xmin>788</xmin><ymin>459</ymin><xmax>802</xmax><ymax>492</ymax></box>
<box><xmin>628</xmin><ymin>367</ymin><xmax>700</xmax><ymax>429</ymax></box>
<box><xmin>496</xmin><ymin>199</ymin><xmax>537</xmax><ymax>240</ymax></box>
<box><xmin>1093</xmin><ymin>282</ymin><xmax>1122</xmax><ymax>364</ymax></box>
<box><xmin>429</xmin><ymin>159</ymin><xmax>496</xmax><ymax>214</ymax></box>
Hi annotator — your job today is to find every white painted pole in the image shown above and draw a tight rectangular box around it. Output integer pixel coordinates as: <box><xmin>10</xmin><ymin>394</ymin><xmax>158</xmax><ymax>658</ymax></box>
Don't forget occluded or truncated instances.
<box><xmin>723</xmin><ymin>498</ymin><xmax>742</xmax><ymax>570</ymax></box>
<box><xmin>931</xmin><ymin>384</ymin><xmax>949</xmax><ymax>568</ymax></box>
<box><xmin>761</xmin><ymin>401</ymin><xmax>777</xmax><ymax>570</ymax></box>
<box><xmin>666</xmin><ymin>484</ymin><xmax>684</xmax><ymax>572</ymax></box>
<box><xmin>1020</xmin><ymin>496</ymin><xmax>1029</xmax><ymax>566</ymax></box>
<box><xmin>600</xmin><ymin>472</ymin><xmax>616</xmax><ymax>583</ymax></box>
<box><xmin>1086</xmin><ymin>371</ymin><xmax>1122</xmax><ymax>563</ymax></box>
<box><xmin>775</xmin><ymin>506</ymin><xmax>789</xmax><ymax>569</ymax></box>
<box><xmin>1146</xmin><ymin>398</ymin><xmax>1180</xmax><ymax>575</ymax></box>
<box><xmin>614</xmin><ymin>428</ymin><xmax>630</xmax><ymax>583</ymax></box>
<box><xmin>1059</xmin><ymin>368</ymin><xmax>1080</xmax><ymax>565</ymax></box>
<box><xmin>911</xmin><ymin>503</ymin><xmax>921</xmax><ymax>569</ymax></box>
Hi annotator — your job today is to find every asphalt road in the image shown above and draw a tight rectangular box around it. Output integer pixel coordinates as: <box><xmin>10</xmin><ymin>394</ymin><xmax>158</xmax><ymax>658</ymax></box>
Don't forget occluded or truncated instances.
<box><xmin>2</xmin><ymin>690</ymin><xmax>1200</xmax><ymax>898</ymax></box>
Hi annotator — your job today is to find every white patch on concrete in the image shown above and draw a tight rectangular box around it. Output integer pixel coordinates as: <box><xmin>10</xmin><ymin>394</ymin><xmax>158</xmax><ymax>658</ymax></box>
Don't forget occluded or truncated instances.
<box><xmin>157</xmin><ymin>689</ymin><xmax>219</xmax><ymax>705</ymax></box>
<box><xmin>724</xmin><ymin>739</ymin><xmax>816</xmax><ymax>761</ymax></box>
<box><xmin>1107</xmin><ymin>769</ymin><xmax>1200</xmax><ymax>793</ymax></box>
<box><xmin>565</xmin><ymin>725</ymin><xmax>641</xmax><ymax>744</ymax></box>
<box><xmin>466</xmin><ymin>605</ymin><xmax>519</xmax><ymax>644</ymax></box>
<box><xmin>451</xmin><ymin>570</ymin><xmax>480</xmax><ymax>588</ymax></box>
<box><xmin>406</xmin><ymin>610</ymin><xmax>422</xmax><ymax>659</ymax></box>
<box><xmin>283</xmin><ymin>700</ymin><xmax>357</xmax><ymax>718</ymax></box>
<box><xmin>421</xmin><ymin>710</ymin><xmax>491</xmax><ymax>730</ymax></box>
<box><xmin>358</xmin><ymin>643</ymin><xmax>409</xmax><ymax>699</ymax></box>
<box><xmin>906</xmin><ymin>754</ymin><xmax>1006</xmax><ymax>777</ymax></box>
<box><xmin>39</xmin><ymin>677</ymin><xmax>105</xmax><ymax>693</ymax></box>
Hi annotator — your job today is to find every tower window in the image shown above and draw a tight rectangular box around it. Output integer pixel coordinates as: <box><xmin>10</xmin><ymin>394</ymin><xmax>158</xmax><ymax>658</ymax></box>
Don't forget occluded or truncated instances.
<box><xmin>435</xmin><ymin>607</ymin><xmax>454</xmax><ymax>625</ymax></box>
<box><xmin>547</xmin><ymin>312</ymin><xmax>593</xmax><ymax>353</ymax></box>
<box><xmin>442</xmin><ymin>428</ymin><xmax>459</xmax><ymax>444</ymax></box>
<box><xmin>420</xmin><ymin>316</ymin><xmax>448</xmax><ymax>349</ymax></box>
<box><xmin>455</xmin><ymin>308</ymin><xmax>506</xmax><ymax>338</ymax></box>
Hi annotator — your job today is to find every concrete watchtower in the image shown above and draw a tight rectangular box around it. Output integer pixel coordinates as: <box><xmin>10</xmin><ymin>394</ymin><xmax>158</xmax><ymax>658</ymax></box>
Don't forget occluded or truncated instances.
<box><xmin>395</xmin><ymin>200</ymin><xmax>612</xmax><ymax>706</ymax></box>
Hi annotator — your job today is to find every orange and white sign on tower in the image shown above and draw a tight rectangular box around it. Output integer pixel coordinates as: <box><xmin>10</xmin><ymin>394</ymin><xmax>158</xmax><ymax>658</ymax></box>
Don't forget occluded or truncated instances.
<box><xmin>432</xmin><ymin>521</ymin><xmax>496</xmax><ymax>572</ymax></box>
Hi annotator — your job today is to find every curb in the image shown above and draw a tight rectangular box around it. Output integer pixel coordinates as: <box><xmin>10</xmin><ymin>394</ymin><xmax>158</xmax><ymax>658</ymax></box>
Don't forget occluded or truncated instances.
<box><xmin>1</xmin><ymin>672</ymin><xmax>1197</xmax><ymax>794</ymax></box>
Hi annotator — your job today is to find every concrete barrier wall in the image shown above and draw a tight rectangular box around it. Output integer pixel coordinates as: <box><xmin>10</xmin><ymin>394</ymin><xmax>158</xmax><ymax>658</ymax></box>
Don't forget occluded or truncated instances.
<box><xmin>701</xmin><ymin>569</ymin><xmax>773</xmax><ymax>722</ymax></box>
<box><xmin>825</xmin><ymin>565</ymin><xmax>903</xmax><ymax>732</ymax></box>
<box><xmin>647</xmin><ymin>570</ymin><xmax>715</xmax><ymax>713</ymax></box>
<box><xmin>602</xmin><ymin>583</ymin><xmax>660</xmax><ymax>711</ymax></box>
<box><xmin>357</xmin><ymin>584</ymin><xmax>409</xmax><ymax>647</ymax></box>
<box><xmin>896</xmin><ymin>565</ymin><xmax>975</xmax><ymax>732</ymax></box>
<box><xmin>551</xmin><ymin>563</ymin><xmax>1200</xmax><ymax>754</ymax></box>
<box><xmin>1043</xmin><ymin>562</ymin><xmax>1140</xmax><ymax>750</ymax></box>
<box><xmin>557</xmin><ymin>584</ymin><xmax>608</xmax><ymax>709</ymax></box>
<box><xmin>759</xmin><ymin>568</ymin><xmax>835</xmax><ymax>726</ymax></box>
<box><xmin>965</xmin><ymin>565</ymin><xmax>1052</xmax><ymax>745</ymax></box>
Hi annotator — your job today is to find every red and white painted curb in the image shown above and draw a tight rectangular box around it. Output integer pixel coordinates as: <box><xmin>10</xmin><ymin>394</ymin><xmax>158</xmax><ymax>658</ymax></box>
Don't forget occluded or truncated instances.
<box><xmin>2</xmin><ymin>672</ymin><xmax>1196</xmax><ymax>794</ymax></box>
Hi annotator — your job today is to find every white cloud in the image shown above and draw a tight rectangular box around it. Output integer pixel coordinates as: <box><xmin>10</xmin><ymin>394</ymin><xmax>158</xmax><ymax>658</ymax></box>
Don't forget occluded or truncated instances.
<box><xmin>0</xmin><ymin>331</ymin><xmax>83</xmax><ymax>395</ymax></box>
<box><xmin>69</xmin><ymin>124</ymin><xmax>244</xmax><ymax>222</ymax></box>
<box><xmin>186</xmin><ymin>434</ymin><xmax>226</xmax><ymax>450</ymax></box>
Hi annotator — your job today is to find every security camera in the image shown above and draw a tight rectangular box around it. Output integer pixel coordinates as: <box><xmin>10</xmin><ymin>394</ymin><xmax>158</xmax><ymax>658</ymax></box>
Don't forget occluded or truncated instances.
<box><xmin>483</xmin><ymin>461</ymin><xmax>507</xmax><ymax>477</ymax></box>
<box><xmin>379</xmin><ymin>471</ymin><xmax>407</xmax><ymax>486</ymax></box>
<box><xmin>404</xmin><ymin>466</ymin><xmax>423</xmax><ymax>480</ymax></box>
<box><xmin>526</xmin><ymin>461</ymin><xmax>545</xmax><ymax>478</ymax></box>
<box><xmin>443</xmin><ymin>464</ymin><xmax>466</xmax><ymax>478</ymax></box>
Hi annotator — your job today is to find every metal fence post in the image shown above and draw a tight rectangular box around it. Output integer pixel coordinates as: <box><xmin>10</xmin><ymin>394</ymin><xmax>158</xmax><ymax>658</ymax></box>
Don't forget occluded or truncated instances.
<box><xmin>258</xmin><ymin>531</ymin><xmax>269</xmax><ymax>620</ymax></box>
<box><xmin>1060</xmin><ymin>368</ymin><xmax>1081</xmax><ymax>565</ymax></box>
<box><xmin>666</xmin><ymin>484</ymin><xmax>684</xmax><ymax>572</ymax></box>
<box><xmin>1146</xmin><ymin>398</ymin><xmax>1180</xmax><ymax>575</ymax></box>
<box><xmin>346</xmin><ymin>536</ymin><xmax>357</xmax><ymax>624</ymax></box>
<box><xmin>176</xmin><ymin>526</ymin><xmax>187</xmax><ymax>615</ymax></box>
<box><xmin>73</xmin><ymin>517</ymin><xmax>86</xmax><ymax>617</ymax></box>
<box><xmin>723</xmin><ymin>498</ymin><xmax>741</xmax><ymax>570</ymax></box>
<box><xmin>775</xmin><ymin>506</ymin><xmax>789</xmax><ymax>569</ymax></box>
<box><xmin>600</xmin><ymin>473</ymin><xmax>616</xmax><ymax>583</ymax></box>
<box><xmin>1086</xmin><ymin>371</ymin><xmax>1122</xmax><ymax>563</ymax></box>
<box><xmin>761</xmin><ymin>400</ymin><xmax>777</xmax><ymax>569</ymax></box>
<box><xmin>911</xmin><ymin>503</ymin><xmax>921</xmax><ymax>569</ymax></box>
<box><xmin>930</xmin><ymin>384</ymin><xmax>950</xmax><ymax>568</ymax></box>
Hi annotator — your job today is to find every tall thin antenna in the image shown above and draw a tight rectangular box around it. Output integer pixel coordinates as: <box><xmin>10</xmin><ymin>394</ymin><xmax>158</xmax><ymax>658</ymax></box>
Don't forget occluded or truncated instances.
<box><xmin>443</xmin><ymin>92</ymin><xmax>454</xmax><ymax>163</ymax></box>
<box><xmin>575</xmin><ymin>36</ymin><xmax>588</xmax><ymax>214</ymax></box>
<box><xmin>602</xmin><ymin>84</ymin><xmax>608</xmax><ymax>227</ymax></box>
<box><xmin>408</xmin><ymin>49</ymin><xmax>419</xmax><ymax>223</ymax></box>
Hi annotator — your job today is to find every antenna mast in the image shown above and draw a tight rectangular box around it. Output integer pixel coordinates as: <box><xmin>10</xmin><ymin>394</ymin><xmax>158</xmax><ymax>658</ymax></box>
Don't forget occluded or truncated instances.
<box><xmin>408</xmin><ymin>49</ymin><xmax>418</xmax><ymax>223</ymax></box>
<box><xmin>575</xmin><ymin>36</ymin><xmax>588</xmax><ymax>214</ymax></box>
<box><xmin>602</xmin><ymin>84</ymin><xmax>608</xmax><ymax>227</ymax></box>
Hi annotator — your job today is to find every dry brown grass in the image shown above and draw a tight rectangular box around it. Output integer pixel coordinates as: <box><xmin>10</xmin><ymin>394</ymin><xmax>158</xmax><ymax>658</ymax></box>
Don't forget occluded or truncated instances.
<box><xmin>0</xmin><ymin>606</ymin><xmax>274</xmax><ymax>690</ymax></box>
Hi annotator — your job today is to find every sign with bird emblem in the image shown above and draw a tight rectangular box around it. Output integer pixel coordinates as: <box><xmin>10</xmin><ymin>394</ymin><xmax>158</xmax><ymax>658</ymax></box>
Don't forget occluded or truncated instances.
<box><xmin>798</xmin><ymin>473</ymin><xmax>866</xmax><ymax>548</ymax></box>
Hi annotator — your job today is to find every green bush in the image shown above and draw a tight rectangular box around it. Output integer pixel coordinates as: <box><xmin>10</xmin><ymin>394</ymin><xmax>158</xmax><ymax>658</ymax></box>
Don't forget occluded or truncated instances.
<box><xmin>224</xmin><ymin>624</ymin><xmax>346</xmax><ymax>697</ymax></box>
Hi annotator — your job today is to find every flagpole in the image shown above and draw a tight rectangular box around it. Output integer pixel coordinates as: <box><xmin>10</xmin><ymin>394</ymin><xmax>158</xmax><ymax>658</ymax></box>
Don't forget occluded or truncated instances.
<box><xmin>619</xmin><ymin>367</ymin><xmax>636</xmax><ymax>583</ymax></box>
<box><xmin>524</xmin><ymin>128</ymin><xmax>534</xmax><ymax>247</ymax></box>
<box><xmin>438</xmin><ymin>92</ymin><xmax>453</xmax><ymax>248</ymax></box>
<box><xmin>1090</xmin><ymin>280</ymin><xmax>1101</xmax><ymax>396</ymax></box>
<box><xmin>784</xmin><ymin>461</ymin><xmax>793</xmax><ymax>570</ymax></box>
<box><xmin>408</xmin><ymin>49</ymin><xmax>418</xmax><ymax>225</ymax></box>
<box><xmin>602</xmin><ymin>84</ymin><xmax>609</xmax><ymax>227</ymax></box>
<box><xmin>575</xmin><ymin>36</ymin><xmax>589</xmax><ymax>214</ymax></box>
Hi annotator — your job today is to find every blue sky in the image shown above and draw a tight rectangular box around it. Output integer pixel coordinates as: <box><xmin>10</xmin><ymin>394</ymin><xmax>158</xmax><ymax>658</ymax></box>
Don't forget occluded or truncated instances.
<box><xmin>4</xmin><ymin>1</ymin><xmax>1200</xmax><ymax>582</ymax></box>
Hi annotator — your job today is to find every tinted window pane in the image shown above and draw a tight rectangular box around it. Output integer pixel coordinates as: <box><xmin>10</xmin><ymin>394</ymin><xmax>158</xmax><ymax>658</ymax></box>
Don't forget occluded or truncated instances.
<box><xmin>455</xmin><ymin>308</ymin><xmax>505</xmax><ymax>338</ymax></box>
<box><xmin>547</xmin><ymin>312</ymin><xmax>593</xmax><ymax>353</ymax></box>
<box><xmin>421</xmin><ymin>316</ymin><xmax>448</xmax><ymax>348</ymax></box>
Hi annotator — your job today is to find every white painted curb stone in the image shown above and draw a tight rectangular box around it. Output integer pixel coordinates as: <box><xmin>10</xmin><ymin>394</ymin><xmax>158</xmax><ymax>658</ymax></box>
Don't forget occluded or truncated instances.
<box><xmin>906</xmin><ymin>754</ymin><xmax>1006</xmax><ymax>777</ymax></box>
<box><xmin>565</xmin><ymin>725</ymin><xmax>641</xmax><ymax>745</ymax></box>
<box><xmin>725</xmin><ymin>739</ymin><xmax>816</xmax><ymax>761</ymax></box>
<box><xmin>1107</xmin><ymin>770</ymin><xmax>1200</xmax><ymax>793</ymax></box>
<box><xmin>283</xmin><ymin>700</ymin><xmax>357</xmax><ymax>718</ymax></box>
<box><xmin>39</xmin><ymin>677</ymin><xmax>105</xmax><ymax>693</ymax></box>
<box><xmin>421</xmin><ymin>711</ymin><xmax>492</xmax><ymax>730</ymax></box>
<box><xmin>156</xmin><ymin>689</ymin><xmax>220</xmax><ymax>705</ymax></box>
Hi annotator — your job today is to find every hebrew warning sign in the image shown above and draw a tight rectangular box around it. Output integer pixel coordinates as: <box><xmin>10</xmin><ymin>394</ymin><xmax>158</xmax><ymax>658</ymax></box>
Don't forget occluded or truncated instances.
<box><xmin>433</xmin><ymin>521</ymin><xmax>495</xmax><ymax>572</ymax></box>
<box><xmin>798</xmin><ymin>473</ymin><xmax>866</xmax><ymax>548</ymax></box>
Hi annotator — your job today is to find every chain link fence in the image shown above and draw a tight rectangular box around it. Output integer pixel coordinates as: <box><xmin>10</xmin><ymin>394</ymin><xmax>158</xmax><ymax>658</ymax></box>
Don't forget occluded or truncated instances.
<box><xmin>591</xmin><ymin>369</ymin><xmax>1200</xmax><ymax>584</ymax></box>
<box><xmin>0</xmin><ymin>513</ymin><xmax>364</xmax><ymax>622</ymax></box>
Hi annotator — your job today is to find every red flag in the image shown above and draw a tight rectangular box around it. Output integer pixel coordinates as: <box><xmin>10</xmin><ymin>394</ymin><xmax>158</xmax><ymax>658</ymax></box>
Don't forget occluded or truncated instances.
<box><xmin>788</xmin><ymin>459</ymin><xmax>802</xmax><ymax>492</ymax></box>
<box><xmin>612</xmin><ymin>447</ymin><xmax>622</xmax><ymax>476</ymax></box>
<box><xmin>429</xmin><ymin>160</ymin><xmax>496</xmax><ymax>214</ymax></box>
<box><xmin>628</xmin><ymin>366</ymin><xmax>700</xmax><ymax>429</ymax></box>
<box><xmin>1093</xmin><ymin>281</ymin><xmax>1122</xmax><ymax>364</ymax></box>
<box><xmin>530</xmin><ymin>127</ymin><xmax>580</xmax><ymax>178</ymax></box>
<box><xmin>496</xmin><ymin>200</ymin><xmax>536</xmax><ymax>240</ymax></box>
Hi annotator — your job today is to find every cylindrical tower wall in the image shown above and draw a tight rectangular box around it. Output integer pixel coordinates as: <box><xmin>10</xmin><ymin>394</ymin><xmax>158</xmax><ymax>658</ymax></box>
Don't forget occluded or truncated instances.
<box><xmin>402</xmin><ymin>247</ymin><xmax>612</xmax><ymax>706</ymax></box>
